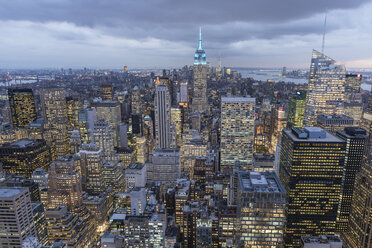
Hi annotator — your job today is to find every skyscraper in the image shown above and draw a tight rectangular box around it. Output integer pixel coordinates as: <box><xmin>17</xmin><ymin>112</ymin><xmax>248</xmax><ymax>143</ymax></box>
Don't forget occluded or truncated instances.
<box><xmin>79</xmin><ymin>143</ymin><xmax>105</xmax><ymax>195</ymax></box>
<box><xmin>192</xmin><ymin>28</ymin><xmax>209</xmax><ymax>113</ymax></box>
<box><xmin>40</xmin><ymin>88</ymin><xmax>70</xmax><ymax>158</ymax></box>
<box><xmin>345</xmin><ymin>73</ymin><xmax>362</xmax><ymax>101</ymax></box>
<box><xmin>335</xmin><ymin>127</ymin><xmax>367</xmax><ymax>232</ymax></box>
<box><xmin>279</xmin><ymin>127</ymin><xmax>346</xmax><ymax>247</ymax></box>
<box><xmin>343</xmin><ymin>99</ymin><xmax>372</xmax><ymax>248</ymax></box>
<box><xmin>92</xmin><ymin>119</ymin><xmax>115</xmax><ymax>162</ymax></box>
<box><xmin>154</xmin><ymin>83</ymin><xmax>171</xmax><ymax>148</ymax></box>
<box><xmin>287</xmin><ymin>91</ymin><xmax>306</xmax><ymax>128</ymax></box>
<box><xmin>236</xmin><ymin>171</ymin><xmax>286</xmax><ymax>247</ymax></box>
<box><xmin>304</xmin><ymin>50</ymin><xmax>346</xmax><ymax>126</ymax></box>
<box><xmin>220</xmin><ymin>97</ymin><xmax>255</xmax><ymax>172</ymax></box>
<box><xmin>0</xmin><ymin>187</ymin><xmax>37</xmax><ymax>247</ymax></box>
<box><xmin>8</xmin><ymin>88</ymin><xmax>37</xmax><ymax>128</ymax></box>
<box><xmin>47</xmin><ymin>156</ymin><xmax>83</xmax><ymax>211</ymax></box>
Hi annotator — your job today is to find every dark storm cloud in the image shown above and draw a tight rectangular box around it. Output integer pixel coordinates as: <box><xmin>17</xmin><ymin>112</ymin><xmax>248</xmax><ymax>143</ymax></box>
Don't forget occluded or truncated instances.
<box><xmin>0</xmin><ymin>0</ymin><xmax>368</xmax><ymax>42</ymax></box>
<box><xmin>1</xmin><ymin>0</ymin><xmax>372</xmax><ymax>68</ymax></box>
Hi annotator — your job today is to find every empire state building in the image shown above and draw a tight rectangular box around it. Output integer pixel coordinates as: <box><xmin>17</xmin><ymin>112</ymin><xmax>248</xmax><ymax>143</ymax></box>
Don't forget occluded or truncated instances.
<box><xmin>192</xmin><ymin>28</ymin><xmax>209</xmax><ymax>113</ymax></box>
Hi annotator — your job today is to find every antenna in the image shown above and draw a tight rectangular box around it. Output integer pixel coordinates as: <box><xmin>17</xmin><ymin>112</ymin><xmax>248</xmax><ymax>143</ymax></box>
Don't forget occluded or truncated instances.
<box><xmin>321</xmin><ymin>12</ymin><xmax>327</xmax><ymax>53</ymax></box>
<box><xmin>219</xmin><ymin>53</ymin><xmax>222</xmax><ymax>69</ymax></box>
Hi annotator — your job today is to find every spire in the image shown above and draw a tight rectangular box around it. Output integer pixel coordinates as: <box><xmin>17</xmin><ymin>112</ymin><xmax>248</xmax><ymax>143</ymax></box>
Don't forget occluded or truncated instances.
<box><xmin>198</xmin><ymin>27</ymin><xmax>203</xmax><ymax>50</ymax></box>
<box><xmin>322</xmin><ymin>12</ymin><xmax>327</xmax><ymax>53</ymax></box>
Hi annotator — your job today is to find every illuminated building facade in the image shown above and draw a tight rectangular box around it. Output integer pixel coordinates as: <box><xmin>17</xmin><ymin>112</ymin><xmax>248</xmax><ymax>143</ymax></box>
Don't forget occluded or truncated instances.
<box><xmin>171</xmin><ymin>107</ymin><xmax>182</xmax><ymax>147</ymax></box>
<box><xmin>220</xmin><ymin>97</ymin><xmax>255</xmax><ymax>172</ymax></box>
<box><xmin>0</xmin><ymin>187</ymin><xmax>37</xmax><ymax>247</ymax></box>
<box><xmin>32</xmin><ymin>202</ymin><xmax>48</xmax><ymax>246</ymax></box>
<box><xmin>304</xmin><ymin>50</ymin><xmax>346</xmax><ymax>126</ymax></box>
<box><xmin>287</xmin><ymin>91</ymin><xmax>306</xmax><ymax>128</ymax></box>
<box><xmin>103</xmin><ymin>161</ymin><xmax>125</xmax><ymax>194</ymax></box>
<box><xmin>343</xmin><ymin>101</ymin><xmax>372</xmax><ymax>248</ymax></box>
<box><xmin>92</xmin><ymin>119</ymin><xmax>115</xmax><ymax>162</ymax></box>
<box><xmin>154</xmin><ymin>83</ymin><xmax>171</xmax><ymax>148</ymax></box>
<box><xmin>101</xmin><ymin>84</ymin><xmax>114</xmax><ymax>101</ymax></box>
<box><xmin>279</xmin><ymin>127</ymin><xmax>346</xmax><ymax>247</ymax></box>
<box><xmin>8</xmin><ymin>88</ymin><xmax>37</xmax><ymax>128</ymax></box>
<box><xmin>236</xmin><ymin>171</ymin><xmax>285</xmax><ymax>247</ymax></box>
<box><xmin>131</xmin><ymin>85</ymin><xmax>141</xmax><ymax>115</ymax></box>
<box><xmin>335</xmin><ymin>127</ymin><xmax>367</xmax><ymax>232</ymax></box>
<box><xmin>79</xmin><ymin>143</ymin><xmax>105</xmax><ymax>195</ymax></box>
<box><xmin>47</xmin><ymin>156</ymin><xmax>83</xmax><ymax>211</ymax></box>
<box><xmin>46</xmin><ymin>205</ymin><xmax>92</xmax><ymax>248</ymax></box>
<box><xmin>0</xmin><ymin>139</ymin><xmax>52</xmax><ymax>178</ymax></box>
<box><xmin>146</xmin><ymin>148</ymin><xmax>181</xmax><ymax>184</ymax></box>
<box><xmin>192</xmin><ymin>28</ymin><xmax>209</xmax><ymax>113</ymax></box>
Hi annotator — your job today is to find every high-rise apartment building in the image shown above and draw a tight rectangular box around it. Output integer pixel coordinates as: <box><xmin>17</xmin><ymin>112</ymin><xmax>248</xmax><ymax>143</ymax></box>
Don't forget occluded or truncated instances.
<box><xmin>0</xmin><ymin>139</ymin><xmax>52</xmax><ymax>178</ymax></box>
<box><xmin>154</xmin><ymin>83</ymin><xmax>171</xmax><ymax>148</ymax></box>
<box><xmin>304</xmin><ymin>50</ymin><xmax>346</xmax><ymax>126</ymax></box>
<box><xmin>279</xmin><ymin>127</ymin><xmax>346</xmax><ymax>247</ymax></box>
<box><xmin>192</xmin><ymin>28</ymin><xmax>209</xmax><ymax>113</ymax></box>
<box><xmin>287</xmin><ymin>91</ymin><xmax>306</xmax><ymax>128</ymax></box>
<box><xmin>335</xmin><ymin>127</ymin><xmax>367</xmax><ymax>232</ymax></box>
<box><xmin>236</xmin><ymin>171</ymin><xmax>286</xmax><ymax>247</ymax></box>
<box><xmin>0</xmin><ymin>187</ymin><xmax>37</xmax><ymax>248</ymax></box>
<box><xmin>8</xmin><ymin>88</ymin><xmax>37</xmax><ymax>128</ymax></box>
<box><xmin>220</xmin><ymin>97</ymin><xmax>255</xmax><ymax>172</ymax></box>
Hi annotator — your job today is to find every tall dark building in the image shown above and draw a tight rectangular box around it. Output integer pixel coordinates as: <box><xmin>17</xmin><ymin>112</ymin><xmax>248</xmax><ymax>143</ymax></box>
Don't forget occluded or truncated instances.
<box><xmin>0</xmin><ymin>139</ymin><xmax>52</xmax><ymax>178</ymax></box>
<box><xmin>279</xmin><ymin>127</ymin><xmax>346</xmax><ymax>247</ymax></box>
<box><xmin>101</xmin><ymin>84</ymin><xmax>114</xmax><ymax>101</ymax></box>
<box><xmin>335</xmin><ymin>127</ymin><xmax>367</xmax><ymax>232</ymax></box>
<box><xmin>8</xmin><ymin>88</ymin><xmax>37</xmax><ymax>128</ymax></box>
<box><xmin>132</xmin><ymin>114</ymin><xmax>143</xmax><ymax>135</ymax></box>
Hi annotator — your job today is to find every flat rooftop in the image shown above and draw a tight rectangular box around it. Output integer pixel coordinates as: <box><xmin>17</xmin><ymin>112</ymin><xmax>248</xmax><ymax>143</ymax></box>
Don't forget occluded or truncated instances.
<box><xmin>0</xmin><ymin>187</ymin><xmax>26</xmax><ymax>198</ymax></box>
<box><xmin>239</xmin><ymin>171</ymin><xmax>285</xmax><ymax>193</ymax></box>
<box><xmin>301</xmin><ymin>235</ymin><xmax>342</xmax><ymax>244</ymax></box>
<box><xmin>284</xmin><ymin>128</ymin><xmax>345</xmax><ymax>143</ymax></box>
<box><xmin>221</xmin><ymin>96</ymin><xmax>255</xmax><ymax>103</ymax></box>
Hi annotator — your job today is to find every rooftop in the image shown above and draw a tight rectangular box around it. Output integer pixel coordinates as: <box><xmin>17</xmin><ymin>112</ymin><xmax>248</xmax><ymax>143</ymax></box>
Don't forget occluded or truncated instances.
<box><xmin>301</xmin><ymin>235</ymin><xmax>342</xmax><ymax>244</ymax></box>
<box><xmin>221</xmin><ymin>96</ymin><xmax>255</xmax><ymax>103</ymax></box>
<box><xmin>285</xmin><ymin>128</ymin><xmax>344</xmax><ymax>143</ymax></box>
<box><xmin>0</xmin><ymin>187</ymin><xmax>25</xmax><ymax>198</ymax></box>
<box><xmin>239</xmin><ymin>171</ymin><xmax>285</xmax><ymax>193</ymax></box>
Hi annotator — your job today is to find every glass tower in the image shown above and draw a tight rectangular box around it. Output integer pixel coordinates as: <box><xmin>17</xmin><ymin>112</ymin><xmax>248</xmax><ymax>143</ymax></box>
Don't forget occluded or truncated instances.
<box><xmin>304</xmin><ymin>50</ymin><xmax>346</xmax><ymax>126</ymax></box>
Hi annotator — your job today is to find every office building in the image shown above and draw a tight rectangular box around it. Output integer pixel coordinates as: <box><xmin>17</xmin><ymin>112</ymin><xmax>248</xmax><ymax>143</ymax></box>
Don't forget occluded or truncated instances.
<box><xmin>317</xmin><ymin>114</ymin><xmax>354</xmax><ymax>133</ymax></box>
<box><xmin>46</xmin><ymin>205</ymin><xmax>93</xmax><ymax>247</ymax></box>
<box><xmin>0</xmin><ymin>139</ymin><xmax>52</xmax><ymax>178</ymax></box>
<box><xmin>66</xmin><ymin>96</ymin><xmax>81</xmax><ymax>129</ymax></box>
<box><xmin>342</xmin><ymin>102</ymin><xmax>372</xmax><ymax>248</ymax></box>
<box><xmin>32</xmin><ymin>202</ymin><xmax>48</xmax><ymax>246</ymax></box>
<box><xmin>279</xmin><ymin>127</ymin><xmax>346</xmax><ymax>247</ymax></box>
<box><xmin>103</xmin><ymin>161</ymin><xmax>125</xmax><ymax>194</ymax></box>
<box><xmin>8</xmin><ymin>88</ymin><xmax>37</xmax><ymax>128</ymax></box>
<box><xmin>192</xmin><ymin>28</ymin><xmax>209</xmax><ymax>113</ymax></box>
<box><xmin>287</xmin><ymin>91</ymin><xmax>306</xmax><ymax>128</ymax></box>
<box><xmin>91</xmin><ymin>100</ymin><xmax>121</xmax><ymax>146</ymax></box>
<box><xmin>171</xmin><ymin>107</ymin><xmax>182</xmax><ymax>147</ymax></box>
<box><xmin>220</xmin><ymin>97</ymin><xmax>255</xmax><ymax>172</ymax></box>
<box><xmin>125</xmin><ymin>163</ymin><xmax>147</xmax><ymax>192</ymax></box>
<box><xmin>92</xmin><ymin>119</ymin><xmax>115</xmax><ymax>162</ymax></box>
<box><xmin>146</xmin><ymin>148</ymin><xmax>181</xmax><ymax>184</ymax></box>
<box><xmin>101</xmin><ymin>84</ymin><xmax>114</xmax><ymax>101</ymax></box>
<box><xmin>70</xmin><ymin>129</ymin><xmax>81</xmax><ymax>154</ymax></box>
<box><xmin>47</xmin><ymin>156</ymin><xmax>83</xmax><ymax>211</ymax></box>
<box><xmin>236</xmin><ymin>171</ymin><xmax>286</xmax><ymax>247</ymax></box>
<box><xmin>154</xmin><ymin>83</ymin><xmax>171</xmax><ymax>148</ymax></box>
<box><xmin>40</xmin><ymin>88</ymin><xmax>68</xmax><ymax>127</ymax></box>
<box><xmin>0</xmin><ymin>187</ymin><xmax>37</xmax><ymax>247</ymax></box>
<box><xmin>149</xmin><ymin>213</ymin><xmax>166</xmax><ymax>247</ymax></box>
<box><xmin>335</xmin><ymin>127</ymin><xmax>367</xmax><ymax>232</ymax></box>
<box><xmin>79</xmin><ymin>143</ymin><xmax>105</xmax><ymax>195</ymax></box>
<box><xmin>124</xmin><ymin>215</ymin><xmax>150</xmax><ymax>247</ymax></box>
<box><xmin>304</xmin><ymin>50</ymin><xmax>346</xmax><ymax>126</ymax></box>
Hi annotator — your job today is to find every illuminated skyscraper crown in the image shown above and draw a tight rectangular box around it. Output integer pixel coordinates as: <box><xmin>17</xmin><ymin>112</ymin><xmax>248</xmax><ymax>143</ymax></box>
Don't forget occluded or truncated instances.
<box><xmin>194</xmin><ymin>28</ymin><xmax>207</xmax><ymax>65</ymax></box>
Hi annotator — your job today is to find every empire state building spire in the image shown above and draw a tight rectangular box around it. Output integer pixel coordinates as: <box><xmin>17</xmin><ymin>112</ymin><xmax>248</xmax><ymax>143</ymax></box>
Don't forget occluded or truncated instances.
<box><xmin>194</xmin><ymin>27</ymin><xmax>206</xmax><ymax>65</ymax></box>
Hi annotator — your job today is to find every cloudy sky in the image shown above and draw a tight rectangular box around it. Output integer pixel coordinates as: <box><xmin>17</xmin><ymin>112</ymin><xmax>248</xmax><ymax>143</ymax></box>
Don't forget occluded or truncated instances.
<box><xmin>1</xmin><ymin>0</ymin><xmax>372</xmax><ymax>69</ymax></box>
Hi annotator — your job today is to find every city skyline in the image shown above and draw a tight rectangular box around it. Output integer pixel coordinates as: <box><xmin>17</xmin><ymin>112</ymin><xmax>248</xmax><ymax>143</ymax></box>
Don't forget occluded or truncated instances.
<box><xmin>1</xmin><ymin>0</ymin><xmax>372</xmax><ymax>68</ymax></box>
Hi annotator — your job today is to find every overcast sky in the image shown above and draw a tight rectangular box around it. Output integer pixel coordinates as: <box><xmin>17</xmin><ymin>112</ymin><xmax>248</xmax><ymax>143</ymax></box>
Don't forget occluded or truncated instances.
<box><xmin>1</xmin><ymin>0</ymin><xmax>372</xmax><ymax>69</ymax></box>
